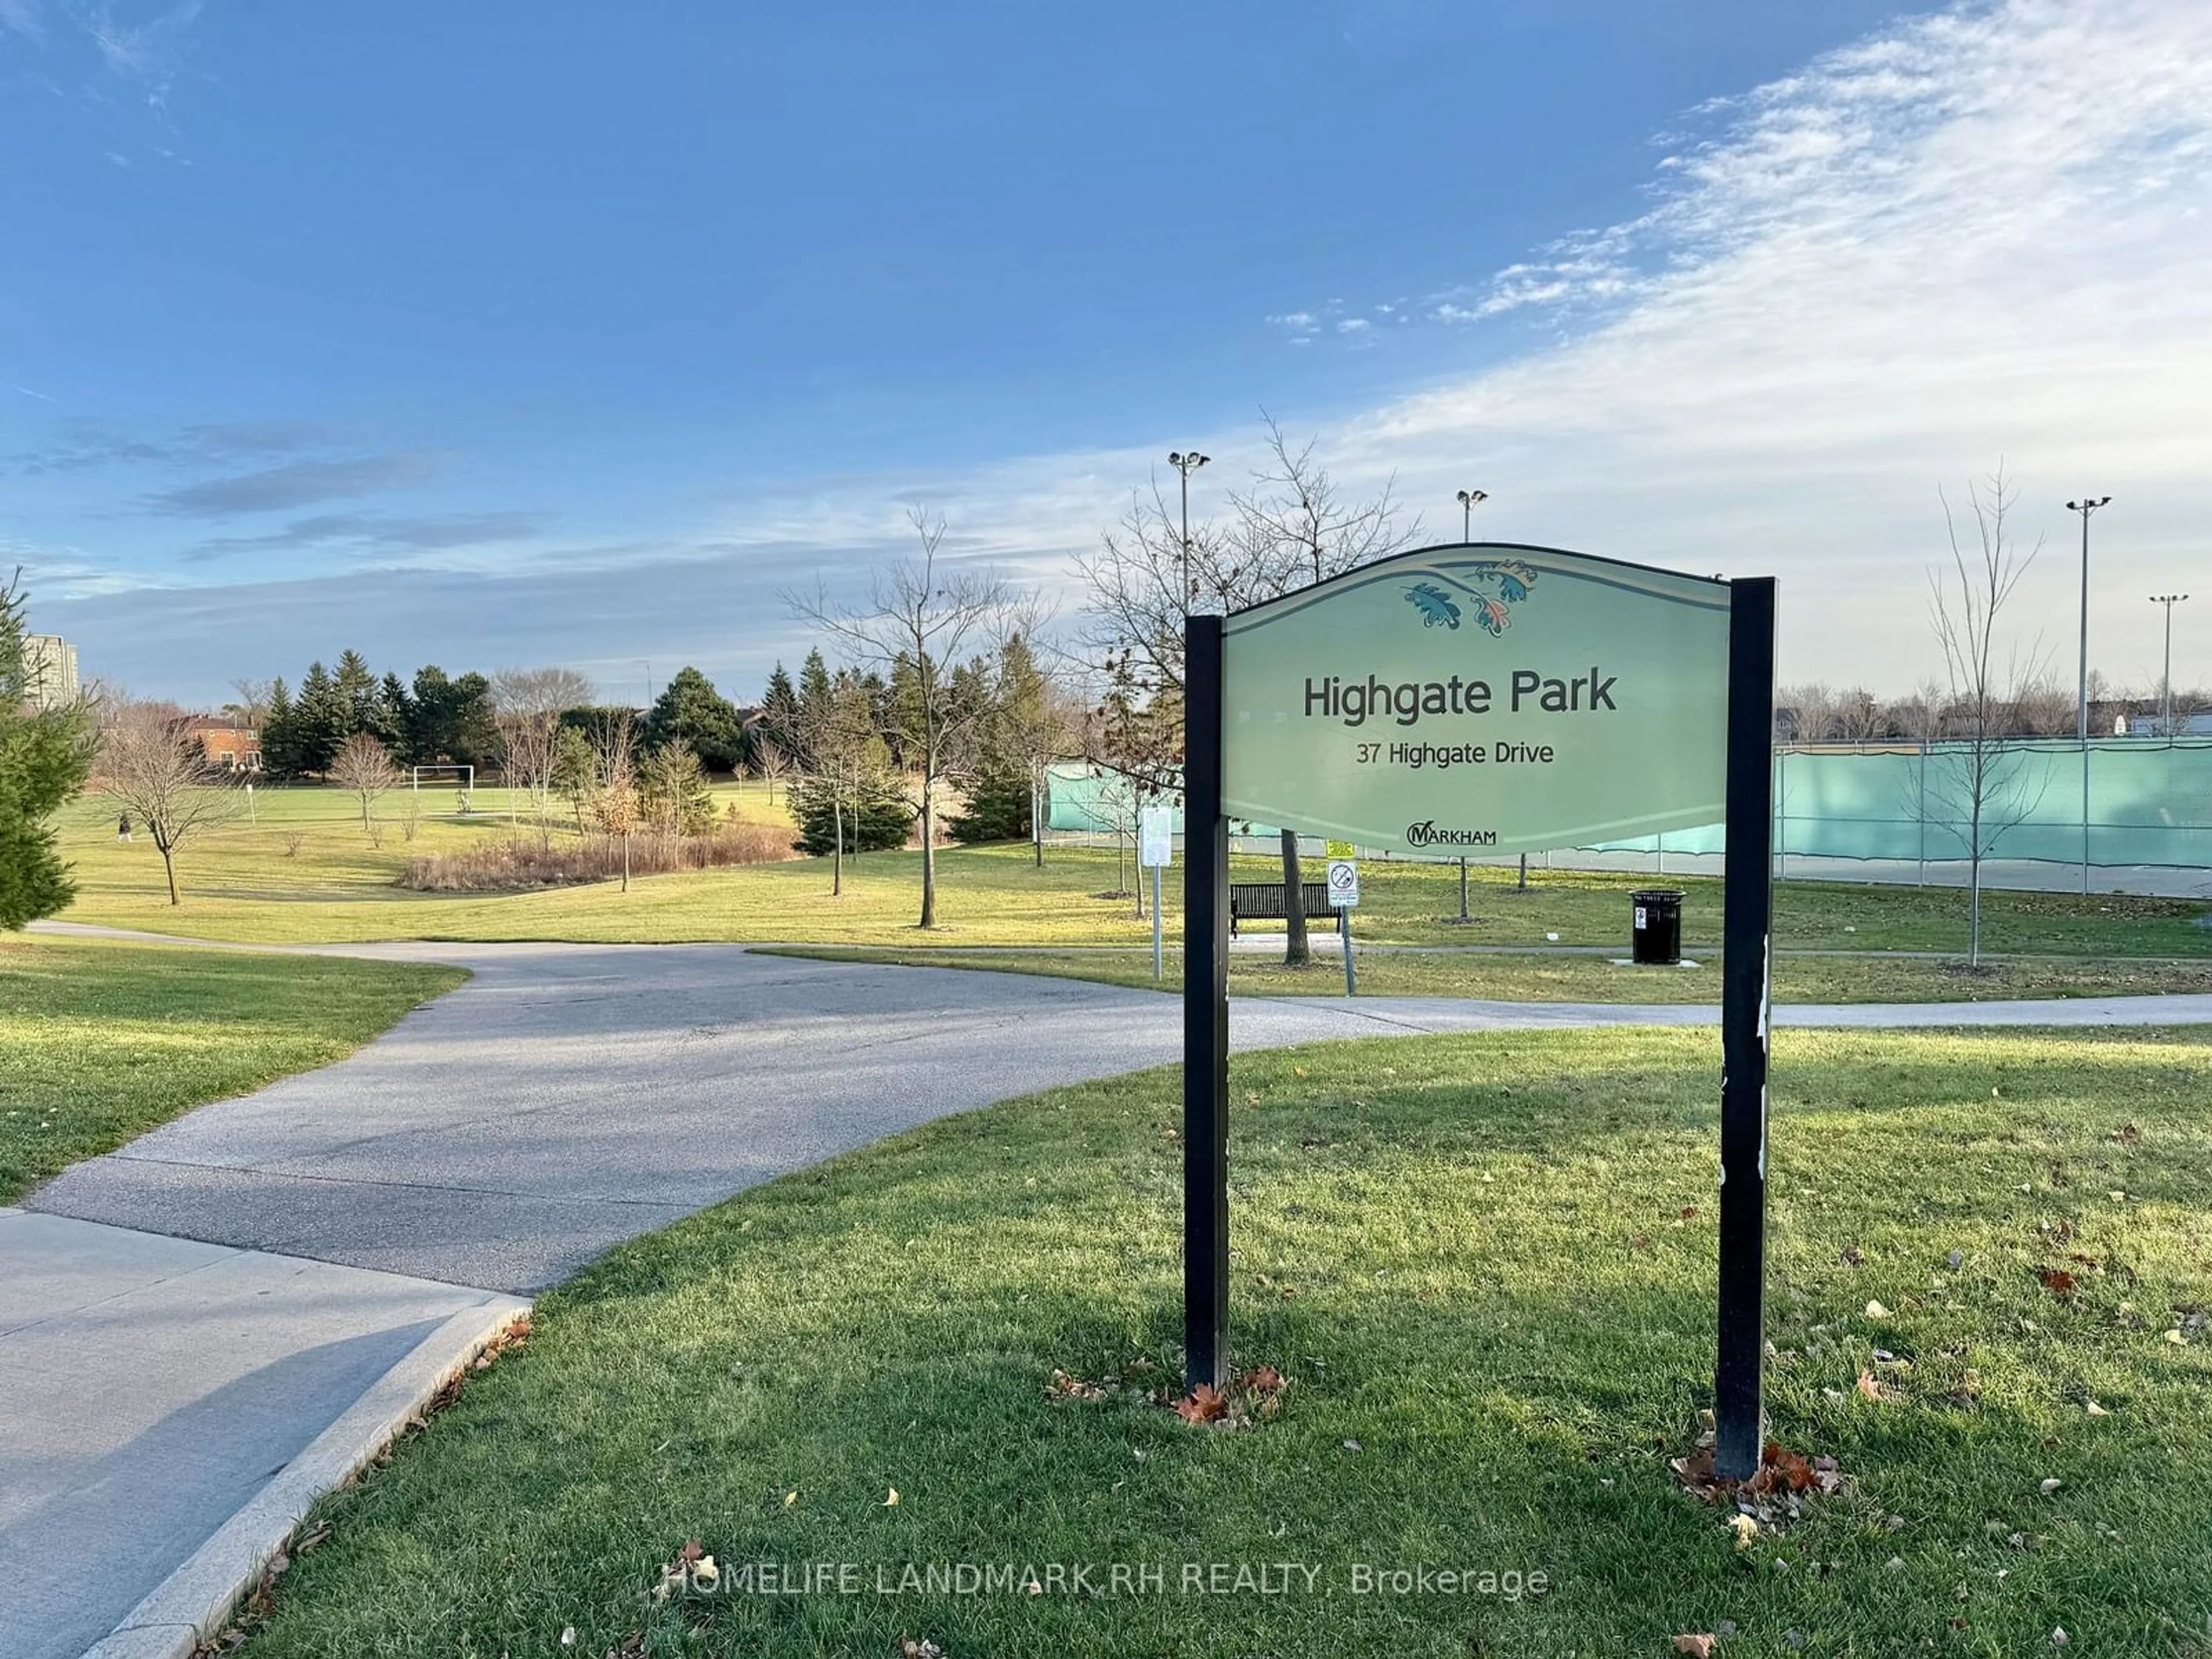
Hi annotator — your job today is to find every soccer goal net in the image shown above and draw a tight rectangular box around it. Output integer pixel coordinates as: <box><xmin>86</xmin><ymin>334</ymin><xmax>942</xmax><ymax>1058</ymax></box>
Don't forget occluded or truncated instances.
<box><xmin>410</xmin><ymin>764</ymin><xmax>476</xmax><ymax>812</ymax></box>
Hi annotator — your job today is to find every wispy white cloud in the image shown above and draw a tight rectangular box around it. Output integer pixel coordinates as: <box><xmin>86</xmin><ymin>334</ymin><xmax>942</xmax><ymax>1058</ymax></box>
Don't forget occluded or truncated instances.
<box><xmin>1020</xmin><ymin>0</ymin><xmax>2212</xmax><ymax>690</ymax></box>
<box><xmin>82</xmin><ymin>0</ymin><xmax>202</xmax><ymax>109</ymax></box>
<box><xmin>0</xmin><ymin>0</ymin><xmax>46</xmax><ymax>42</ymax></box>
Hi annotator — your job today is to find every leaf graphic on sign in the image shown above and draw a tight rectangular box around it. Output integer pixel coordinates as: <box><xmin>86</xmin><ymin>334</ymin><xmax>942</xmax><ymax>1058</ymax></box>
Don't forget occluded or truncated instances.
<box><xmin>1403</xmin><ymin>582</ymin><xmax>1461</xmax><ymax>630</ymax></box>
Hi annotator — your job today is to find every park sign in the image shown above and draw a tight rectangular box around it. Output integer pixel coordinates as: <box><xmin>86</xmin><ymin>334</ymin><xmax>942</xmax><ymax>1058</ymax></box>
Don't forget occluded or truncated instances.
<box><xmin>1183</xmin><ymin>541</ymin><xmax>1779</xmax><ymax>1484</ymax></box>
<box><xmin>1222</xmin><ymin>544</ymin><xmax>1732</xmax><ymax>855</ymax></box>
<box><xmin>1139</xmin><ymin>804</ymin><xmax>1174</xmax><ymax>869</ymax></box>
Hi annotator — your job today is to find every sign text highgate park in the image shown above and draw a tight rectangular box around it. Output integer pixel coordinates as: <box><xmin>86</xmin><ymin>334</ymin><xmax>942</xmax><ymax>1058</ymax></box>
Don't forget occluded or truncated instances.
<box><xmin>1305</xmin><ymin>668</ymin><xmax>1621</xmax><ymax>726</ymax></box>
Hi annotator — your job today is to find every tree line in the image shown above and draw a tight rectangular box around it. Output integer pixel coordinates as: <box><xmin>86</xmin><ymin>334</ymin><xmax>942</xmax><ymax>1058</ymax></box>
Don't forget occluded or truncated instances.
<box><xmin>236</xmin><ymin>653</ymin><xmax>758</xmax><ymax>781</ymax></box>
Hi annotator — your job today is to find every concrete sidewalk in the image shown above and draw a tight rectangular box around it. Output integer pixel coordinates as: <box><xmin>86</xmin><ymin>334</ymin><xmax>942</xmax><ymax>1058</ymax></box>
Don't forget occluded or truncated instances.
<box><xmin>0</xmin><ymin>1209</ymin><xmax>522</xmax><ymax>1659</ymax></box>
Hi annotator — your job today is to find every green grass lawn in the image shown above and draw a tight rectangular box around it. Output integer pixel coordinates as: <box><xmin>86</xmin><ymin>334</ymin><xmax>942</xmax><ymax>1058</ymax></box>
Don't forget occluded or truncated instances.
<box><xmin>244</xmin><ymin>1025</ymin><xmax>2212</xmax><ymax>1657</ymax></box>
<box><xmin>0</xmin><ymin>938</ymin><xmax>465</xmax><ymax>1202</ymax></box>
<box><xmin>51</xmin><ymin>786</ymin><xmax>2212</xmax><ymax>961</ymax></box>
<box><xmin>762</xmin><ymin>944</ymin><xmax>2212</xmax><ymax>1005</ymax></box>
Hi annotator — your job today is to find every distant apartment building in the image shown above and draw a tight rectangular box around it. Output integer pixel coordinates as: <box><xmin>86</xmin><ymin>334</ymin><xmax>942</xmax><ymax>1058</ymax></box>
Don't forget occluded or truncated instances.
<box><xmin>189</xmin><ymin>723</ymin><xmax>263</xmax><ymax>771</ymax></box>
<box><xmin>24</xmin><ymin>634</ymin><xmax>78</xmax><ymax>709</ymax></box>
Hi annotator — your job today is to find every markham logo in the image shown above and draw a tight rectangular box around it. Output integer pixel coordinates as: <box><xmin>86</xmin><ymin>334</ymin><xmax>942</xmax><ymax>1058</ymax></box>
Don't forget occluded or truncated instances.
<box><xmin>1406</xmin><ymin>820</ymin><xmax>1498</xmax><ymax>848</ymax></box>
<box><xmin>1402</xmin><ymin>560</ymin><xmax>1538</xmax><ymax>638</ymax></box>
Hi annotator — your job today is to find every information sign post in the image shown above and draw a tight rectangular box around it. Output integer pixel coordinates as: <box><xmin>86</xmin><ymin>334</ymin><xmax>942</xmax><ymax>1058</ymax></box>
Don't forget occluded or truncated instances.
<box><xmin>1184</xmin><ymin>544</ymin><xmax>1775</xmax><ymax>1476</ymax></box>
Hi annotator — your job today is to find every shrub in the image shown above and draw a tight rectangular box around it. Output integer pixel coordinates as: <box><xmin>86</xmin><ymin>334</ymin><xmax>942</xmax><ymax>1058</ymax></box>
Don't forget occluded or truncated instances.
<box><xmin>945</xmin><ymin>764</ymin><xmax>1031</xmax><ymax>844</ymax></box>
<box><xmin>787</xmin><ymin>777</ymin><xmax>911</xmax><ymax>857</ymax></box>
<box><xmin>399</xmin><ymin>823</ymin><xmax>794</xmax><ymax>892</ymax></box>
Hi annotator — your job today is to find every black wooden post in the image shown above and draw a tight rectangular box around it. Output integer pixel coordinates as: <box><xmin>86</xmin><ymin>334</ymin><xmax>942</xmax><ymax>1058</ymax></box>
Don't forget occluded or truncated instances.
<box><xmin>1183</xmin><ymin>613</ymin><xmax>1231</xmax><ymax>1391</ymax></box>
<box><xmin>1715</xmin><ymin>576</ymin><xmax>1777</xmax><ymax>1480</ymax></box>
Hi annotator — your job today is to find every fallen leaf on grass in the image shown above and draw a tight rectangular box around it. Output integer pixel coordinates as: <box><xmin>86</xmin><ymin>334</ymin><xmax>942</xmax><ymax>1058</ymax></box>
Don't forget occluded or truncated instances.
<box><xmin>1839</xmin><ymin>1244</ymin><xmax>1863</xmax><ymax>1267</ymax></box>
<box><xmin>2035</xmin><ymin>1266</ymin><xmax>2078</xmax><ymax>1298</ymax></box>
<box><xmin>1865</xmin><ymin>1300</ymin><xmax>1892</xmax><ymax>1318</ymax></box>
<box><xmin>900</xmin><ymin>1642</ymin><xmax>945</xmax><ymax>1659</ymax></box>
<box><xmin>1173</xmin><ymin>1384</ymin><xmax>1228</xmax><ymax>1425</ymax></box>
<box><xmin>1047</xmin><ymin>1369</ymin><xmax>1107</xmax><ymax>1403</ymax></box>
<box><xmin>1857</xmin><ymin>1370</ymin><xmax>1896</xmax><ymax>1402</ymax></box>
<box><xmin>1673</xmin><ymin>1635</ymin><xmax>1718</xmax><ymax>1657</ymax></box>
<box><xmin>884</xmin><ymin>1487</ymin><xmax>900</xmax><ymax>1506</ymax></box>
<box><xmin>1673</xmin><ymin>1440</ymin><xmax>1848</xmax><ymax>1528</ymax></box>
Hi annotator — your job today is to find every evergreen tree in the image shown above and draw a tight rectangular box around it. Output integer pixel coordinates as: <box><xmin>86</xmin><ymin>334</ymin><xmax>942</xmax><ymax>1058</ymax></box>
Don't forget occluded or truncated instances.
<box><xmin>758</xmin><ymin>662</ymin><xmax>800</xmax><ymax>760</ymax></box>
<box><xmin>0</xmin><ymin>576</ymin><xmax>97</xmax><ymax>927</ymax></box>
<box><xmin>551</xmin><ymin>724</ymin><xmax>595</xmax><ymax>829</ymax></box>
<box><xmin>945</xmin><ymin>765</ymin><xmax>1031</xmax><ymax>843</ymax></box>
<box><xmin>374</xmin><ymin>671</ymin><xmax>414</xmax><ymax>760</ymax></box>
<box><xmin>945</xmin><ymin>636</ymin><xmax>1058</xmax><ymax>846</ymax></box>
<box><xmin>638</xmin><ymin>739</ymin><xmax>718</xmax><ymax>835</ymax></box>
<box><xmin>642</xmin><ymin>666</ymin><xmax>745</xmax><ymax>771</ymax></box>
<box><xmin>259</xmin><ymin>677</ymin><xmax>302</xmax><ymax>778</ymax></box>
<box><xmin>407</xmin><ymin>666</ymin><xmax>498</xmax><ymax>768</ymax></box>
<box><xmin>789</xmin><ymin>775</ymin><xmax>910</xmax><ymax>855</ymax></box>
<box><xmin>794</xmin><ymin>650</ymin><xmax>834</xmax><ymax>767</ymax></box>
<box><xmin>885</xmin><ymin>651</ymin><xmax>926</xmax><ymax>767</ymax></box>
<box><xmin>404</xmin><ymin>666</ymin><xmax>454</xmax><ymax>762</ymax></box>
<box><xmin>291</xmin><ymin>662</ymin><xmax>347</xmax><ymax>775</ymax></box>
<box><xmin>334</xmin><ymin>649</ymin><xmax>379</xmax><ymax>737</ymax></box>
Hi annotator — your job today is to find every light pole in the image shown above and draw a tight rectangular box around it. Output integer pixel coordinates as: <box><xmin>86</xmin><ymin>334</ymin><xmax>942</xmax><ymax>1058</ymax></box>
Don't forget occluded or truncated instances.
<box><xmin>2066</xmin><ymin>497</ymin><xmax>2112</xmax><ymax>740</ymax></box>
<box><xmin>2152</xmin><ymin>593</ymin><xmax>2189</xmax><ymax>737</ymax></box>
<box><xmin>1456</xmin><ymin>487</ymin><xmax>1487</xmax><ymax>544</ymax></box>
<box><xmin>1169</xmin><ymin>451</ymin><xmax>1210</xmax><ymax>613</ymax></box>
<box><xmin>2065</xmin><ymin>495</ymin><xmax>2111</xmax><ymax>892</ymax></box>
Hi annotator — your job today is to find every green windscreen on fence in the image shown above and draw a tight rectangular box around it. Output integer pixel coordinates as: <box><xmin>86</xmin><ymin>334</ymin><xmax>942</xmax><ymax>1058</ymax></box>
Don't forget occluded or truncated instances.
<box><xmin>1588</xmin><ymin>739</ymin><xmax>2212</xmax><ymax>869</ymax></box>
<box><xmin>1049</xmin><ymin>743</ymin><xmax>2212</xmax><ymax>869</ymax></box>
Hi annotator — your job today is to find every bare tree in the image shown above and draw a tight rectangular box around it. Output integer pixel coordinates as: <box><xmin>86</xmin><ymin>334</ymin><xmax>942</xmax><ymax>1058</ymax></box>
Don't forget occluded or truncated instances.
<box><xmin>1778</xmin><ymin>683</ymin><xmax>1839</xmax><ymax>745</ymax></box>
<box><xmin>494</xmin><ymin>667</ymin><xmax>594</xmax><ymax>847</ymax></box>
<box><xmin>224</xmin><ymin>677</ymin><xmax>274</xmax><ymax>732</ymax></box>
<box><xmin>2010</xmin><ymin>673</ymin><xmax>2077</xmax><ymax>738</ymax></box>
<box><xmin>796</xmin><ymin>677</ymin><xmax>893</xmax><ymax>896</ymax></box>
<box><xmin>99</xmin><ymin>698</ymin><xmax>246</xmax><ymax>905</ymax></box>
<box><xmin>331</xmin><ymin>732</ymin><xmax>400</xmax><ymax>834</ymax></box>
<box><xmin>753</xmin><ymin>737</ymin><xmax>790</xmax><ymax>805</ymax></box>
<box><xmin>581</xmin><ymin>711</ymin><xmax>641</xmax><ymax>892</ymax></box>
<box><xmin>1832</xmin><ymin>686</ymin><xmax>1885</xmax><ymax>744</ymax></box>
<box><xmin>787</xmin><ymin>510</ymin><xmax>1032</xmax><ymax>928</ymax></box>
<box><xmin>1927</xmin><ymin>467</ymin><xmax>2050</xmax><ymax>965</ymax></box>
<box><xmin>1084</xmin><ymin>764</ymin><xmax>1146</xmax><ymax>914</ymax></box>
<box><xmin>1013</xmin><ymin>679</ymin><xmax>1086</xmax><ymax>869</ymax></box>
<box><xmin>1074</xmin><ymin>418</ymin><xmax>1420</xmax><ymax>964</ymax></box>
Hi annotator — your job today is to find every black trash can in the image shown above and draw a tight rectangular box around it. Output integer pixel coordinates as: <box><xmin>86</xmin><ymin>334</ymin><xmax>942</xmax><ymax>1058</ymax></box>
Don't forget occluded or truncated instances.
<box><xmin>1631</xmin><ymin>889</ymin><xmax>1684</xmax><ymax>965</ymax></box>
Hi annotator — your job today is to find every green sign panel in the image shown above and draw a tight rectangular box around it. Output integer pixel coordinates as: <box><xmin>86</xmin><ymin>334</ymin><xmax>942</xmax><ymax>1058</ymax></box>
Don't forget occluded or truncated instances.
<box><xmin>1222</xmin><ymin>543</ymin><xmax>1731</xmax><ymax>855</ymax></box>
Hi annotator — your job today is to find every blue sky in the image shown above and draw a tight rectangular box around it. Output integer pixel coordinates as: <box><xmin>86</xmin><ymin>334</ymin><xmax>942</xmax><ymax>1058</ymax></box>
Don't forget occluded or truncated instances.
<box><xmin>5</xmin><ymin>1</ymin><xmax>2208</xmax><ymax>704</ymax></box>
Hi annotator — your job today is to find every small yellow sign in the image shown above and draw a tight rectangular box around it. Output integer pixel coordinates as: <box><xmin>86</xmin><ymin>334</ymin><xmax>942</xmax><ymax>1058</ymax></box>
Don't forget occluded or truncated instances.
<box><xmin>1324</xmin><ymin>839</ymin><xmax>1356</xmax><ymax>858</ymax></box>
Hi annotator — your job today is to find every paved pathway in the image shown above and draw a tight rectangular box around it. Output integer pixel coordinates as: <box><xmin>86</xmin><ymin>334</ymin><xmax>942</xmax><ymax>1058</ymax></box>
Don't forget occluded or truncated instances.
<box><xmin>8</xmin><ymin>936</ymin><xmax>2211</xmax><ymax>1657</ymax></box>
<box><xmin>32</xmin><ymin>940</ymin><xmax>2210</xmax><ymax>1293</ymax></box>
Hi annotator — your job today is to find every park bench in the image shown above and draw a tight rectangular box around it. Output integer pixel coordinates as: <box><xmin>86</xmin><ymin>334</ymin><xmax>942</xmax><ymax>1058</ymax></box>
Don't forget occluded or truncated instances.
<box><xmin>1228</xmin><ymin>880</ymin><xmax>1342</xmax><ymax>938</ymax></box>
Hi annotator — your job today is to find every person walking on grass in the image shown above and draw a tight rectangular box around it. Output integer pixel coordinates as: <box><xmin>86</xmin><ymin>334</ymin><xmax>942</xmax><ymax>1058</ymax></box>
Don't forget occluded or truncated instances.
<box><xmin>117</xmin><ymin>811</ymin><xmax>132</xmax><ymax>842</ymax></box>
